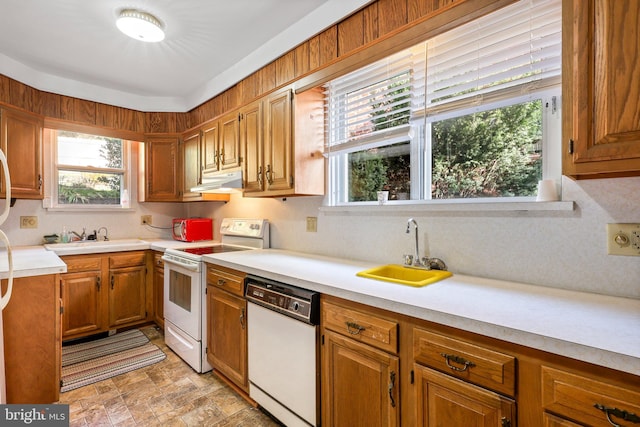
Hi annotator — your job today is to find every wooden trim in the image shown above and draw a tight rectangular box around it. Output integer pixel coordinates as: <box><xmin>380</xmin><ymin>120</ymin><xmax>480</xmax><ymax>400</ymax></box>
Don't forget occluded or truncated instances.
<box><xmin>294</xmin><ymin>0</ymin><xmax>515</xmax><ymax>93</ymax></box>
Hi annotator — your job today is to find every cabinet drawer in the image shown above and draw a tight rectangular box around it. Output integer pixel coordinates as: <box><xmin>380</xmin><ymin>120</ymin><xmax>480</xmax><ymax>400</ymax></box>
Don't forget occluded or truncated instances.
<box><xmin>62</xmin><ymin>255</ymin><xmax>102</xmax><ymax>272</ymax></box>
<box><xmin>206</xmin><ymin>264</ymin><xmax>246</xmax><ymax>297</ymax></box>
<box><xmin>109</xmin><ymin>251</ymin><xmax>146</xmax><ymax>268</ymax></box>
<box><xmin>153</xmin><ymin>252</ymin><xmax>164</xmax><ymax>268</ymax></box>
<box><xmin>413</xmin><ymin>328</ymin><xmax>515</xmax><ymax>396</ymax></box>
<box><xmin>542</xmin><ymin>366</ymin><xmax>640</xmax><ymax>427</ymax></box>
<box><xmin>322</xmin><ymin>300</ymin><xmax>398</xmax><ymax>354</ymax></box>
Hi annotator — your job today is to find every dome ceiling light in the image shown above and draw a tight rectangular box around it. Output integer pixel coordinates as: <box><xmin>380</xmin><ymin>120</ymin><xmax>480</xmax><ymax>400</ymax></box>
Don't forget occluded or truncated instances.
<box><xmin>116</xmin><ymin>9</ymin><xmax>165</xmax><ymax>42</ymax></box>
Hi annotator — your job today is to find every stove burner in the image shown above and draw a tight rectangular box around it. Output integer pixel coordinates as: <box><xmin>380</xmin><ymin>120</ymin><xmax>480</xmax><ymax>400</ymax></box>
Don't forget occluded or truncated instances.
<box><xmin>180</xmin><ymin>245</ymin><xmax>250</xmax><ymax>255</ymax></box>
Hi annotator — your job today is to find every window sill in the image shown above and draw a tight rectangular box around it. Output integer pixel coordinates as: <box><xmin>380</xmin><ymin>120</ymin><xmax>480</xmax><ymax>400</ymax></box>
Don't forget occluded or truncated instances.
<box><xmin>319</xmin><ymin>199</ymin><xmax>575</xmax><ymax>215</ymax></box>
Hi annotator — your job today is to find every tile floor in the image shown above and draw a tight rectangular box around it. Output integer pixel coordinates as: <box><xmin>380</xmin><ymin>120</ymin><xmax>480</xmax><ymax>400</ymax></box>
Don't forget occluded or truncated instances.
<box><xmin>57</xmin><ymin>326</ymin><xmax>281</xmax><ymax>426</ymax></box>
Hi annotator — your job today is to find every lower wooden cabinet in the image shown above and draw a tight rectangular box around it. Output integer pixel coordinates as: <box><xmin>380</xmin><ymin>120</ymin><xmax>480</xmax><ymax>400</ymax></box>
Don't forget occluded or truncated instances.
<box><xmin>60</xmin><ymin>251</ymin><xmax>150</xmax><ymax>340</ymax></box>
<box><xmin>60</xmin><ymin>255</ymin><xmax>104</xmax><ymax>337</ymax></box>
<box><xmin>152</xmin><ymin>252</ymin><xmax>164</xmax><ymax>329</ymax></box>
<box><xmin>414</xmin><ymin>364</ymin><xmax>516</xmax><ymax>426</ymax></box>
<box><xmin>541</xmin><ymin>366</ymin><xmax>640</xmax><ymax>427</ymax></box>
<box><xmin>108</xmin><ymin>252</ymin><xmax>147</xmax><ymax>327</ymax></box>
<box><xmin>2</xmin><ymin>274</ymin><xmax>60</xmax><ymax>403</ymax></box>
<box><xmin>322</xmin><ymin>330</ymin><xmax>399</xmax><ymax>427</ymax></box>
<box><xmin>206</xmin><ymin>264</ymin><xmax>248</xmax><ymax>392</ymax></box>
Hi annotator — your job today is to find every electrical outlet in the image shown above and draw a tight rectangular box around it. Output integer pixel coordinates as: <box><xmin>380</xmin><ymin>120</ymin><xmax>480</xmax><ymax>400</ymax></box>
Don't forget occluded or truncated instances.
<box><xmin>306</xmin><ymin>216</ymin><xmax>317</xmax><ymax>232</ymax></box>
<box><xmin>141</xmin><ymin>215</ymin><xmax>152</xmax><ymax>225</ymax></box>
<box><xmin>607</xmin><ymin>223</ymin><xmax>640</xmax><ymax>256</ymax></box>
<box><xmin>20</xmin><ymin>216</ymin><xmax>38</xmax><ymax>229</ymax></box>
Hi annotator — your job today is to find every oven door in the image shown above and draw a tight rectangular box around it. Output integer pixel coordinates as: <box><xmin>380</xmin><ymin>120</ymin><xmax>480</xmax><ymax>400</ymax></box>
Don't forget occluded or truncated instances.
<box><xmin>163</xmin><ymin>259</ymin><xmax>202</xmax><ymax>339</ymax></box>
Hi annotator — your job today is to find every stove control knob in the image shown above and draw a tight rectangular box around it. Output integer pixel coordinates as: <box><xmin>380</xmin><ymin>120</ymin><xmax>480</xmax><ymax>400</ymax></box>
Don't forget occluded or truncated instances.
<box><xmin>293</xmin><ymin>302</ymin><xmax>300</xmax><ymax>312</ymax></box>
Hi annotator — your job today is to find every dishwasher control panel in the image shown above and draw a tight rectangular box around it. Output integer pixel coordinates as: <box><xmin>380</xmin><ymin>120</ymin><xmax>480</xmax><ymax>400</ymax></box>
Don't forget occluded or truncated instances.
<box><xmin>245</xmin><ymin>276</ymin><xmax>319</xmax><ymax>325</ymax></box>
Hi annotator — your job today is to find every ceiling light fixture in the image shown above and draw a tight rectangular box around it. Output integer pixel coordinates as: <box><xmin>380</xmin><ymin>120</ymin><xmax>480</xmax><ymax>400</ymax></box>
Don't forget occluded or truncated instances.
<box><xmin>116</xmin><ymin>9</ymin><xmax>165</xmax><ymax>42</ymax></box>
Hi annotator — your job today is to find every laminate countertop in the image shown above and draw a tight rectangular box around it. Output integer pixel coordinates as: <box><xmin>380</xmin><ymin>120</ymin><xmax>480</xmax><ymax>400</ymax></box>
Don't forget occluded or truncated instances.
<box><xmin>202</xmin><ymin>248</ymin><xmax>640</xmax><ymax>377</ymax></box>
<box><xmin>0</xmin><ymin>246</ymin><xmax>67</xmax><ymax>279</ymax></box>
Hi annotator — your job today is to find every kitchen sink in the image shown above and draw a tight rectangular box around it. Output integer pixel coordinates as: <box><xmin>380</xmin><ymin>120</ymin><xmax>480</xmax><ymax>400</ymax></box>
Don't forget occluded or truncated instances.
<box><xmin>44</xmin><ymin>239</ymin><xmax>149</xmax><ymax>255</ymax></box>
<box><xmin>356</xmin><ymin>264</ymin><xmax>452</xmax><ymax>287</ymax></box>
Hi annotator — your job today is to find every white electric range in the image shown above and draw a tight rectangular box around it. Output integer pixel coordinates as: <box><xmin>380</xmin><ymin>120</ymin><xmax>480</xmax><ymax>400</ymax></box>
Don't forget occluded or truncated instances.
<box><xmin>161</xmin><ymin>218</ymin><xmax>269</xmax><ymax>372</ymax></box>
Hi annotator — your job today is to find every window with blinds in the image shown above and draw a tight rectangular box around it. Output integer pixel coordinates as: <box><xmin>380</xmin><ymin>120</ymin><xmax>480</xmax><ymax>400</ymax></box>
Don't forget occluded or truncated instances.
<box><xmin>325</xmin><ymin>0</ymin><xmax>561</xmax><ymax>205</ymax></box>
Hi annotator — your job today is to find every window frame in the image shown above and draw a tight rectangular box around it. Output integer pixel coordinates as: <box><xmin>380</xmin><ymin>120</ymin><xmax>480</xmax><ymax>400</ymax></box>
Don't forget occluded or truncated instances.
<box><xmin>325</xmin><ymin>0</ymin><xmax>562</xmax><ymax>208</ymax></box>
<box><xmin>45</xmin><ymin>128</ymin><xmax>132</xmax><ymax>211</ymax></box>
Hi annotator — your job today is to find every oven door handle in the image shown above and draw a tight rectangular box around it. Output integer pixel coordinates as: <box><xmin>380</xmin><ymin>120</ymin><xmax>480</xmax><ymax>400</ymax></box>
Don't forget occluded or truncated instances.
<box><xmin>161</xmin><ymin>255</ymin><xmax>200</xmax><ymax>271</ymax></box>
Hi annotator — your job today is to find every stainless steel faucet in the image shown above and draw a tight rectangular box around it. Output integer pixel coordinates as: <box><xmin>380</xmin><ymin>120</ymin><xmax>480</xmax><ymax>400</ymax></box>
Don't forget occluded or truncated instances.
<box><xmin>404</xmin><ymin>218</ymin><xmax>448</xmax><ymax>270</ymax></box>
<box><xmin>405</xmin><ymin>218</ymin><xmax>426</xmax><ymax>268</ymax></box>
<box><xmin>70</xmin><ymin>227</ymin><xmax>87</xmax><ymax>241</ymax></box>
<box><xmin>97</xmin><ymin>226</ymin><xmax>109</xmax><ymax>241</ymax></box>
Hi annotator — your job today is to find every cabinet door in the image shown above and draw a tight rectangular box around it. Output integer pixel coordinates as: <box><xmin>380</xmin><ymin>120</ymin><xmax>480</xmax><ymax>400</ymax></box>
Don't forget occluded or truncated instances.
<box><xmin>240</xmin><ymin>100</ymin><xmax>263</xmax><ymax>193</ymax></box>
<box><xmin>322</xmin><ymin>330</ymin><xmax>399</xmax><ymax>427</ymax></box>
<box><xmin>2</xmin><ymin>275</ymin><xmax>60</xmax><ymax>403</ymax></box>
<box><xmin>414</xmin><ymin>364</ymin><xmax>516</xmax><ymax>427</ymax></box>
<box><xmin>220</xmin><ymin>111</ymin><xmax>241</xmax><ymax>170</ymax></box>
<box><xmin>543</xmin><ymin>413</ymin><xmax>583</xmax><ymax>427</ymax></box>
<box><xmin>563</xmin><ymin>0</ymin><xmax>640</xmax><ymax>177</ymax></box>
<box><xmin>182</xmin><ymin>130</ymin><xmax>202</xmax><ymax>200</ymax></box>
<box><xmin>264</xmin><ymin>89</ymin><xmax>293</xmax><ymax>192</ymax></box>
<box><xmin>153</xmin><ymin>252</ymin><xmax>164</xmax><ymax>329</ymax></box>
<box><xmin>0</xmin><ymin>108</ymin><xmax>43</xmax><ymax>198</ymax></box>
<box><xmin>60</xmin><ymin>271</ymin><xmax>103</xmax><ymax>338</ymax></box>
<box><xmin>144</xmin><ymin>135</ymin><xmax>181</xmax><ymax>201</ymax></box>
<box><xmin>207</xmin><ymin>286</ymin><xmax>248</xmax><ymax>391</ymax></box>
<box><xmin>109</xmin><ymin>265</ymin><xmax>147</xmax><ymax>327</ymax></box>
<box><xmin>201</xmin><ymin>121</ymin><xmax>220</xmax><ymax>175</ymax></box>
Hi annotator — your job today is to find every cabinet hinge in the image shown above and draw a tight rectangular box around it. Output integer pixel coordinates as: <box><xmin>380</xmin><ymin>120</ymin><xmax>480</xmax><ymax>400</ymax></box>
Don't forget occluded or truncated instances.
<box><xmin>410</xmin><ymin>370</ymin><xmax>414</xmax><ymax>384</ymax></box>
<box><xmin>60</xmin><ymin>306</ymin><xmax>64</xmax><ymax>315</ymax></box>
<box><xmin>569</xmin><ymin>139</ymin><xmax>574</xmax><ymax>154</ymax></box>
<box><xmin>289</xmin><ymin>175</ymin><xmax>294</xmax><ymax>186</ymax></box>
<box><xmin>321</xmin><ymin>335</ymin><xmax>324</xmax><ymax>345</ymax></box>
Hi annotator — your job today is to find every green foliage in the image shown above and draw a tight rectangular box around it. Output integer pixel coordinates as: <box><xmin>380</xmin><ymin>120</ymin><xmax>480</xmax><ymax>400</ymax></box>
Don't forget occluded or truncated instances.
<box><xmin>349</xmin><ymin>151</ymin><xmax>388</xmax><ymax>201</ymax></box>
<box><xmin>431</xmin><ymin>101</ymin><xmax>542</xmax><ymax>198</ymax></box>
<box><xmin>97</xmin><ymin>138</ymin><xmax>123</xmax><ymax>191</ymax></box>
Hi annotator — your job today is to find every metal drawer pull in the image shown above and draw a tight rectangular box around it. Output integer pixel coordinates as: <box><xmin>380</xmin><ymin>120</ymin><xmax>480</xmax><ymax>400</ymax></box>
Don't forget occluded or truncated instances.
<box><xmin>594</xmin><ymin>403</ymin><xmax>640</xmax><ymax>426</ymax></box>
<box><xmin>440</xmin><ymin>353</ymin><xmax>476</xmax><ymax>372</ymax></box>
<box><xmin>240</xmin><ymin>308</ymin><xmax>246</xmax><ymax>329</ymax></box>
<box><xmin>217</xmin><ymin>279</ymin><xmax>226</xmax><ymax>286</ymax></box>
<box><xmin>388</xmin><ymin>371</ymin><xmax>396</xmax><ymax>408</ymax></box>
<box><xmin>346</xmin><ymin>321</ymin><xmax>365</xmax><ymax>335</ymax></box>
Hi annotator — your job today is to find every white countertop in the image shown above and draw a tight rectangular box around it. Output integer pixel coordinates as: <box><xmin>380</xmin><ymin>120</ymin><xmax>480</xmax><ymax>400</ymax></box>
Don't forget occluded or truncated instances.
<box><xmin>202</xmin><ymin>248</ymin><xmax>640</xmax><ymax>376</ymax></box>
<box><xmin>0</xmin><ymin>246</ymin><xmax>67</xmax><ymax>279</ymax></box>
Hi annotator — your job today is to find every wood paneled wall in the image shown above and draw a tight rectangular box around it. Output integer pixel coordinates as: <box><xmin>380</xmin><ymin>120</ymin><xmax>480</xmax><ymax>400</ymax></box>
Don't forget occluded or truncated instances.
<box><xmin>1</xmin><ymin>0</ymin><xmax>480</xmax><ymax>135</ymax></box>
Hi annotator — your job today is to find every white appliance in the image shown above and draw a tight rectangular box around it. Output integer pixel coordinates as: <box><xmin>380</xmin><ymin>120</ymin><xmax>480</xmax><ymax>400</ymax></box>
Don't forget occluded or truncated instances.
<box><xmin>161</xmin><ymin>218</ymin><xmax>269</xmax><ymax>373</ymax></box>
<box><xmin>0</xmin><ymin>149</ymin><xmax>13</xmax><ymax>404</ymax></box>
<box><xmin>245</xmin><ymin>276</ymin><xmax>320</xmax><ymax>427</ymax></box>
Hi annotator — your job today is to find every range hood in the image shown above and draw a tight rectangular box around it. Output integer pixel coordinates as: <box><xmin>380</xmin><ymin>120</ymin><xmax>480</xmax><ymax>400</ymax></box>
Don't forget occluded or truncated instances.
<box><xmin>191</xmin><ymin>169</ymin><xmax>243</xmax><ymax>193</ymax></box>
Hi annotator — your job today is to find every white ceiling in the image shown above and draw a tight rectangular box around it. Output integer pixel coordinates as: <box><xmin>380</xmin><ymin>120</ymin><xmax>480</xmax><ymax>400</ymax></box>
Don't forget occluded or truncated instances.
<box><xmin>0</xmin><ymin>0</ymin><xmax>371</xmax><ymax>112</ymax></box>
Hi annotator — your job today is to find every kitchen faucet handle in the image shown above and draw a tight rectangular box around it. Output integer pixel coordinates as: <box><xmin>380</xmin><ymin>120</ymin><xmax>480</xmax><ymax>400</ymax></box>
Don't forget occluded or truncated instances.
<box><xmin>403</xmin><ymin>254</ymin><xmax>413</xmax><ymax>266</ymax></box>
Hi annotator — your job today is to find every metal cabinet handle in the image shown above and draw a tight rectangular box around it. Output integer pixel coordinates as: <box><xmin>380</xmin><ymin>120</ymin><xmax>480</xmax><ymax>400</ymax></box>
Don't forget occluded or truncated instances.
<box><xmin>257</xmin><ymin>166</ymin><xmax>263</xmax><ymax>186</ymax></box>
<box><xmin>266</xmin><ymin>164</ymin><xmax>273</xmax><ymax>185</ymax></box>
<box><xmin>96</xmin><ymin>276</ymin><xmax>101</xmax><ymax>291</ymax></box>
<box><xmin>440</xmin><ymin>353</ymin><xmax>475</xmax><ymax>372</ymax></box>
<box><xmin>38</xmin><ymin>174</ymin><xmax>42</xmax><ymax>190</ymax></box>
<box><xmin>217</xmin><ymin>278</ymin><xmax>225</xmax><ymax>286</ymax></box>
<box><xmin>346</xmin><ymin>321</ymin><xmax>365</xmax><ymax>335</ymax></box>
<box><xmin>240</xmin><ymin>308</ymin><xmax>246</xmax><ymax>329</ymax></box>
<box><xmin>388</xmin><ymin>371</ymin><xmax>396</xmax><ymax>408</ymax></box>
<box><xmin>501</xmin><ymin>417</ymin><xmax>512</xmax><ymax>427</ymax></box>
<box><xmin>110</xmin><ymin>275</ymin><xmax>115</xmax><ymax>290</ymax></box>
<box><xmin>595</xmin><ymin>403</ymin><xmax>640</xmax><ymax>426</ymax></box>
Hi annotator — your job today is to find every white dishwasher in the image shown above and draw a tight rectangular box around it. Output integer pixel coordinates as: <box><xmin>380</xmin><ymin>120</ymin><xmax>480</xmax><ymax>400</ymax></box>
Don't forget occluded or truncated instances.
<box><xmin>245</xmin><ymin>276</ymin><xmax>319</xmax><ymax>427</ymax></box>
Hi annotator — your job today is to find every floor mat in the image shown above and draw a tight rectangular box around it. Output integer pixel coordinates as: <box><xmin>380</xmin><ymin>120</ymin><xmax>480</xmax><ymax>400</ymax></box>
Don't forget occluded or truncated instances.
<box><xmin>61</xmin><ymin>330</ymin><xmax>166</xmax><ymax>393</ymax></box>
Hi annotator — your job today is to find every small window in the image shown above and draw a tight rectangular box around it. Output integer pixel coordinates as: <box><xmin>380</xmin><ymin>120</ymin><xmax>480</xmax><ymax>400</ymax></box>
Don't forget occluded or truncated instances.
<box><xmin>325</xmin><ymin>0</ymin><xmax>561</xmax><ymax>206</ymax></box>
<box><xmin>51</xmin><ymin>130</ymin><xmax>130</xmax><ymax>208</ymax></box>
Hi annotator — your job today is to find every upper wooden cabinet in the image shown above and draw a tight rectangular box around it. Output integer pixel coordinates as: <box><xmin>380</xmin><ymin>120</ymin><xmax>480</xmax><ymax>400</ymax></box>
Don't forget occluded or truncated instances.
<box><xmin>0</xmin><ymin>107</ymin><xmax>44</xmax><ymax>199</ymax></box>
<box><xmin>218</xmin><ymin>111</ymin><xmax>242</xmax><ymax>172</ymax></box>
<box><xmin>563</xmin><ymin>0</ymin><xmax>640</xmax><ymax>178</ymax></box>
<box><xmin>242</xmin><ymin>86</ymin><xmax>325</xmax><ymax>197</ymax></box>
<box><xmin>140</xmin><ymin>134</ymin><xmax>182</xmax><ymax>201</ymax></box>
<box><xmin>181</xmin><ymin>130</ymin><xmax>202</xmax><ymax>201</ymax></box>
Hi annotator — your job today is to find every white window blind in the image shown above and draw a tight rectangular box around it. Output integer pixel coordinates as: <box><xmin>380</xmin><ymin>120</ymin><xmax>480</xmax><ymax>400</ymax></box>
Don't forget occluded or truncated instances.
<box><xmin>425</xmin><ymin>0</ymin><xmax>561</xmax><ymax>118</ymax></box>
<box><xmin>324</xmin><ymin>47</ymin><xmax>423</xmax><ymax>155</ymax></box>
